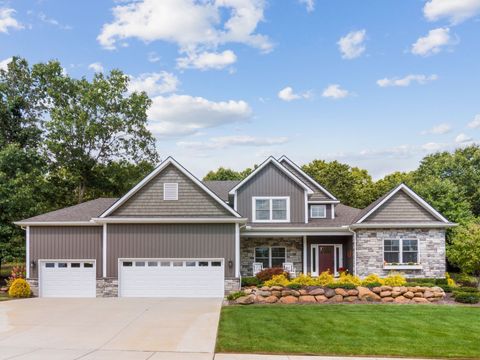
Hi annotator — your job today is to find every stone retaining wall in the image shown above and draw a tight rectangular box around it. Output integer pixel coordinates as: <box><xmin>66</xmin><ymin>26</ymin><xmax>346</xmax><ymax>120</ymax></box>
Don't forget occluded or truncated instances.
<box><xmin>235</xmin><ymin>285</ymin><xmax>446</xmax><ymax>304</ymax></box>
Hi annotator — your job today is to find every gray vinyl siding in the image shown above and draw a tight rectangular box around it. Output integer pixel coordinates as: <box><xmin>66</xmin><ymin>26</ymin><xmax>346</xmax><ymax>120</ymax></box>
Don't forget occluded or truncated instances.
<box><xmin>29</xmin><ymin>226</ymin><xmax>103</xmax><ymax>279</ymax></box>
<box><xmin>364</xmin><ymin>190</ymin><xmax>438</xmax><ymax>223</ymax></box>
<box><xmin>112</xmin><ymin>164</ymin><xmax>231</xmax><ymax>217</ymax></box>
<box><xmin>106</xmin><ymin>223</ymin><xmax>236</xmax><ymax>278</ymax></box>
<box><xmin>280</xmin><ymin>161</ymin><xmax>332</xmax><ymax>201</ymax></box>
<box><xmin>237</xmin><ymin>163</ymin><xmax>306</xmax><ymax>223</ymax></box>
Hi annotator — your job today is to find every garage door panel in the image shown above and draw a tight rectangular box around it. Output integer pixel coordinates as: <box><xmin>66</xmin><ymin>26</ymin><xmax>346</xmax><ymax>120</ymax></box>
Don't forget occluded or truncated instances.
<box><xmin>40</xmin><ymin>261</ymin><xmax>96</xmax><ymax>298</ymax></box>
<box><xmin>120</xmin><ymin>259</ymin><xmax>224</xmax><ymax>298</ymax></box>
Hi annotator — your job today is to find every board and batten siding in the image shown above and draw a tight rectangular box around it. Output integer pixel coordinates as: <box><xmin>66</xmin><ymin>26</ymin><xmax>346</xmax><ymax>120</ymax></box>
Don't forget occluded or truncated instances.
<box><xmin>364</xmin><ymin>190</ymin><xmax>438</xmax><ymax>223</ymax></box>
<box><xmin>280</xmin><ymin>160</ymin><xmax>331</xmax><ymax>201</ymax></box>
<box><xmin>29</xmin><ymin>226</ymin><xmax>103</xmax><ymax>279</ymax></box>
<box><xmin>111</xmin><ymin>164</ymin><xmax>231</xmax><ymax>217</ymax></box>
<box><xmin>106</xmin><ymin>223</ymin><xmax>236</xmax><ymax>278</ymax></box>
<box><xmin>237</xmin><ymin>163</ymin><xmax>306</xmax><ymax>223</ymax></box>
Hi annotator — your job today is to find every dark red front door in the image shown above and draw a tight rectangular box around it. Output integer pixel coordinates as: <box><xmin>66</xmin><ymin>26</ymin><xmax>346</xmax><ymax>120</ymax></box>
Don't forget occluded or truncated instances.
<box><xmin>318</xmin><ymin>246</ymin><xmax>335</xmax><ymax>274</ymax></box>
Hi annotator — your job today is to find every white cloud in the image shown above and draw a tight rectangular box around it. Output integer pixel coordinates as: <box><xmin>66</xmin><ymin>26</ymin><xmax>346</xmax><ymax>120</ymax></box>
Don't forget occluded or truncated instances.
<box><xmin>177</xmin><ymin>50</ymin><xmax>237</xmax><ymax>70</ymax></box>
<box><xmin>98</xmin><ymin>0</ymin><xmax>271</xmax><ymax>69</ymax></box>
<box><xmin>277</xmin><ymin>86</ymin><xmax>311</xmax><ymax>102</ymax></box>
<box><xmin>147</xmin><ymin>52</ymin><xmax>160</xmax><ymax>63</ymax></box>
<box><xmin>424</xmin><ymin>0</ymin><xmax>480</xmax><ymax>24</ymax></box>
<box><xmin>88</xmin><ymin>62</ymin><xmax>104</xmax><ymax>73</ymax></box>
<box><xmin>411</xmin><ymin>27</ymin><xmax>453</xmax><ymax>56</ymax></box>
<box><xmin>468</xmin><ymin>114</ymin><xmax>480</xmax><ymax>128</ymax></box>
<box><xmin>422</xmin><ymin>123</ymin><xmax>452</xmax><ymax>135</ymax></box>
<box><xmin>322</xmin><ymin>84</ymin><xmax>350</xmax><ymax>99</ymax></box>
<box><xmin>455</xmin><ymin>133</ymin><xmax>473</xmax><ymax>144</ymax></box>
<box><xmin>337</xmin><ymin>29</ymin><xmax>366</xmax><ymax>59</ymax></box>
<box><xmin>177</xmin><ymin>135</ymin><xmax>288</xmax><ymax>150</ymax></box>
<box><xmin>147</xmin><ymin>94</ymin><xmax>252</xmax><ymax>136</ymax></box>
<box><xmin>0</xmin><ymin>57</ymin><xmax>12</xmax><ymax>71</ymax></box>
<box><xmin>0</xmin><ymin>7</ymin><xmax>23</xmax><ymax>33</ymax></box>
<box><xmin>377</xmin><ymin>74</ymin><xmax>438</xmax><ymax>87</ymax></box>
<box><xmin>37</xmin><ymin>12</ymin><xmax>72</xmax><ymax>30</ymax></box>
<box><xmin>298</xmin><ymin>0</ymin><xmax>315</xmax><ymax>12</ymax></box>
<box><xmin>128</xmin><ymin>72</ymin><xmax>179</xmax><ymax>96</ymax></box>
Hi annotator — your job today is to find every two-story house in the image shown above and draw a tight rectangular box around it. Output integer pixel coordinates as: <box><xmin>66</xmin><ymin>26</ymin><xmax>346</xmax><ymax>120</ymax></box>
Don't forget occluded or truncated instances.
<box><xmin>15</xmin><ymin>156</ymin><xmax>455</xmax><ymax>298</ymax></box>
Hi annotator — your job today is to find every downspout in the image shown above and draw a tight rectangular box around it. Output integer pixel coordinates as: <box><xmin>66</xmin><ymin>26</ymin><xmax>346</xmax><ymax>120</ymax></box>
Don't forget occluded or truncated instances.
<box><xmin>347</xmin><ymin>226</ymin><xmax>357</xmax><ymax>276</ymax></box>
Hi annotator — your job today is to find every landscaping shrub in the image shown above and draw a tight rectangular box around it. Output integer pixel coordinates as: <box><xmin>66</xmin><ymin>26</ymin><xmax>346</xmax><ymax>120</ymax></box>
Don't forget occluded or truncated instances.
<box><xmin>337</xmin><ymin>272</ymin><xmax>361</xmax><ymax>286</ymax></box>
<box><xmin>327</xmin><ymin>283</ymin><xmax>356</xmax><ymax>289</ymax></box>
<box><xmin>5</xmin><ymin>265</ymin><xmax>26</xmax><ymax>289</ymax></box>
<box><xmin>361</xmin><ymin>273</ymin><xmax>383</xmax><ymax>286</ymax></box>
<box><xmin>256</xmin><ymin>268</ymin><xmax>289</xmax><ymax>282</ymax></box>
<box><xmin>286</xmin><ymin>283</ymin><xmax>302</xmax><ymax>290</ymax></box>
<box><xmin>453</xmin><ymin>287</ymin><xmax>480</xmax><ymax>294</ymax></box>
<box><xmin>383</xmin><ymin>272</ymin><xmax>407</xmax><ymax>286</ymax></box>
<box><xmin>227</xmin><ymin>291</ymin><xmax>246</xmax><ymax>301</ymax></box>
<box><xmin>407</xmin><ymin>282</ymin><xmax>436</xmax><ymax>287</ymax></box>
<box><xmin>290</xmin><ymin>273</ymin><xmax>316</xmax><ymax>286</ymax></box>
<box><xmin>264</xmin><ymin>274</ymin><xmax>290</xmax><ymax>287</ymax></box>
<box><xmin>8</xmin><ymin>279</ymin><xmax>31</xmax><ymax>298</ymax></box>
<box><xmin>363</xmin><ymin>281</ymin><xmax>382</xmax><ymax>288</ymax></box>
<box><xmin>440</xmin><ymin>285</ymin><xmax>454</xmax><ymax>293</ymax></box>
<box><xmin>452</xmin><ymin>273</ymin><xmax>478</xmax><ymax>288</ymax></box>
<box><xmin>241</xmin><ymin>277</ymin><xmax>260</xmax><ymax>287</ymax></box>
<box><xmin>453</xmin><ymin>291</ymin><xmax>480</xmax><ymax>304</ymax></box>
<box><xmin>316</xmin><ymin>270</ymin><xmax>334</xmax><ymax>286</ymax></box>
<box><xmin>445</xmin><ymin>272</ymin><xmax>457</xmax><ymax>287</ymax></box>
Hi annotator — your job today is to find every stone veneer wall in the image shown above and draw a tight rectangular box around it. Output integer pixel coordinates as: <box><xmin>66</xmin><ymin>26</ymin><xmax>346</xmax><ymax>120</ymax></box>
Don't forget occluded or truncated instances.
<box><xmin>356</xmin><ymin>228</ymin><xmax>446</xmax><ymax>278</ymax></box>
<box><xmin>96</xmin><ymin>278</ymin><xmax>118</xmax><ymax>297</ymax></box>
<box><xmin>240</xmin><ymin>237</ymin><xmax>303</xmax><ymax>277</ymax></box>
<box><xmin>27</xmin><ymin>279</ymin><xmax>39</xmax><ymax>297</ymax></box>
<box><xmin>225</xmin><ymin>278</ymin><xmax>241</xmax><ymax>294</ymax></box>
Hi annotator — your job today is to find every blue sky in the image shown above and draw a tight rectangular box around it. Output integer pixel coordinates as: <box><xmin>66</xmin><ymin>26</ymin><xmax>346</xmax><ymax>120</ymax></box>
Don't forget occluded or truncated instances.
<box><xmin>1</xmin><ymin>0</ymin><xmax>480</xmax><ymax>178</ymax></box>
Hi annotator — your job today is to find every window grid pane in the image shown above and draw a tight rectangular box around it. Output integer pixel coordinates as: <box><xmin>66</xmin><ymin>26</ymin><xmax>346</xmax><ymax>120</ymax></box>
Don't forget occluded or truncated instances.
<box><xmin>384</xmin><ymin>239</ymin><xmax>400</xmax><ymax>263</ymax></box>
<box><xmin>311</xmin><ymin>205</ymin><xmax>326</xmax><ymax>218</ymax></box>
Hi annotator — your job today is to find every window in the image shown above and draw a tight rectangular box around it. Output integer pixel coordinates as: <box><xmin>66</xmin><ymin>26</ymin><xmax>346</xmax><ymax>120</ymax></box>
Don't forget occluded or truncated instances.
<box><xmin>160</xmin><ymin>261</ymin><xmax>171</xmax><ymax>267</ymax></box>
<box><xmin>163</xmin><ymin>183</ymin><xmax>178</xmax><ymax>200</ymax></box>
<box><xmin>148</xmin><ymin>261</ymin><xmax>158</xmax><ymax>267</ymax></box>
<box><xmin>71</xmin><ymin>263</ymin><xmax>81</xmax><ymax>268</ymax></box>
<box><xmin>58</xmin><ymin>263</ymin><xmax>68</xmax><ymax>268</ymax></box>
<box><xmin>310</xmin><ymin>205</ymin><xmax>327</xmax><ymax>218</ymax></box>
<box><xmin>255</xmin><ymin>247</ymin><xmax>286</xmax><ymax>268</ymax></box>
<box><xmin>384</xmin><ymin>239</ymin><xmax>418</xmax><ymax>264</ymax></box>
<box><xmin>253</xmin><ymin>197</ymin><xmax>290</xmax><ymax>222</ymax></box>
<box><xmin>199</xmin><ymin>261</ymin><xmax>209</xmax><ymax>267</ymax></box>
<box><xmin>211</xmin><ymin>261</ymin><xmax>222</xmax><ymax>267</ymax></box>
<box><xmin>122</xmin><ymin>261</ymin><xmax>133</xmax><ymax>267</ymax></box>
<box><xmin>135</xmin><ymin>261</ymin><xmax>145</xmax><ymax>267</ymax></box>
<box><xmin>45</xmin><ymin>263</ymin><xmax>55</xmax><ymax>268</ymax></box>
<box><xmin>186</xmin><ymin>261</ymin><xmax>196</xmax><ymax>267</ymax></box>
<box><xmin>84</xmin><ymin>262</ymin><xmax>94</xmax><ymax>268</ymax></box>
<box><xmin>173</xmin><ymin>261</ymin><xmax>183</xmax><ymax>267</ymax></box>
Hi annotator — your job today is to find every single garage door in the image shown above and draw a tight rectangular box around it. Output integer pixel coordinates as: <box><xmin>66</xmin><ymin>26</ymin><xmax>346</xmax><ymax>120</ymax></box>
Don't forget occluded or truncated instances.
<box><xmin>39</xmin><ymin>260</ymin><xmax>96</xmax><ymax>298</ymax></box>
<box><xmin>119</xmin><ymin>259</ymin><xmax>224</xmax><ymax>298</ymax></box>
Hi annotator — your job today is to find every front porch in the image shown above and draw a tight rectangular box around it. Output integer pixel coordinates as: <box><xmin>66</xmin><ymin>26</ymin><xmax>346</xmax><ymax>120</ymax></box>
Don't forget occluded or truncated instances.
<box><xmin>240</xmin><ymin>235</ymin><xmax>354</xmax><ymax>277</ymax></box>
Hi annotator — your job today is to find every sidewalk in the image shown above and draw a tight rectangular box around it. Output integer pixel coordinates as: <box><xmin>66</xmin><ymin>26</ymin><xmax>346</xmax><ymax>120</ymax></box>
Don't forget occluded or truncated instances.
<box><xmin>215</xmin><ymin>355</ymin><xmax>438</xmax><ymax>360</ymax></box>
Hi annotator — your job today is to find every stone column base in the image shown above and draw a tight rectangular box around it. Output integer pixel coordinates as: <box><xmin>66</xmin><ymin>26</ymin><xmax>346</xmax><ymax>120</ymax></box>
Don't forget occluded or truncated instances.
<box><xmin>26</xmin><ymin>279</ymin><xmax>39</xmax><ymax>297</ymax></box>
<box><xmin>96</xmin><ymin>278</ymin><xmax>118</xmax><ymax>297</ymax></box>
<box><xmin>225</xmin><ymin>278</ymin><xmax>240</xmax><ymax>294</ymax></box>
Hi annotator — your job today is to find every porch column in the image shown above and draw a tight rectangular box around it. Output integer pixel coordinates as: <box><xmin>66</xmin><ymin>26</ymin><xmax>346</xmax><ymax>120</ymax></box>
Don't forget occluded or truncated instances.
<box><xmin>102</xmin><ymin>223</ymin><xmax>107</xmax><ymax>278</ymax></box>
<box><xmin>26</xmin><ymin>226</ymin><xmax>30</xmax><ymax>278</ymax></box>
<box><xmin>303</xmin><ymin>235</ymin><xmax>307</xmax><ymax>274</ymax></box>
<box><xmin>235</xmin><ymin>223</ymin><xmax>240</xmax><ymax>278</ymax></box>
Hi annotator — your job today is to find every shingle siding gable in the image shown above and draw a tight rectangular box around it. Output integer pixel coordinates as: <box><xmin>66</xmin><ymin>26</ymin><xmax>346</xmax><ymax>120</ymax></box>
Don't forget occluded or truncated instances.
<box><xmin>363</xmin><ymin>190</ymin><xmax>438</xmax><ymax>223</ymax></box>
<box><xmin>111</xmin><ymin>164</ymin><xmax>232</xmax><ymax>217</ymax></box>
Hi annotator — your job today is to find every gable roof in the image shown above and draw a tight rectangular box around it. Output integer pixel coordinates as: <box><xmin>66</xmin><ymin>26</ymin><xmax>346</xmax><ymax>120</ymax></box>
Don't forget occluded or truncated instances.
<box><xmin>354</xmin><ymin>183</ymin><xmax>449</xmax><ymax>224</ymax></box>
<box><xmin>100</xmin><ymin>157</ymin><xmax>241</xmax><ymax>218</ymax></box>
<box><xmin>203</xmin><ymin>180</ymin><xmax>239</xmax><ymax>202</ymax></box>
<box><xmin>278</xmin><ymin>155</ymin><xmax>338</xmax><ymax>201</ymax></box>
<box><xmin>15</xmin><ymin>198</ymin><xmax>118</xmax><ymax>225</ymax></box>
<box><xmin>228</xmin><ymin>156</ymin><xmax>314</xmax><ymax>195</ymax></box>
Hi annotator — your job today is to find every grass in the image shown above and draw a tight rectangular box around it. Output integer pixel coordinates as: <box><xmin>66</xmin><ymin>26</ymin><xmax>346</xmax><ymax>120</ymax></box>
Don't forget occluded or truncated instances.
<box><xmin>216</xmin><ymin>304</ymin><xmax>480</xmax><ymax>358</ymax></box>
<box><xmin>0</xmin><ymin>292</ymin><xmax>10</xmax><ymax>301</ymax></box>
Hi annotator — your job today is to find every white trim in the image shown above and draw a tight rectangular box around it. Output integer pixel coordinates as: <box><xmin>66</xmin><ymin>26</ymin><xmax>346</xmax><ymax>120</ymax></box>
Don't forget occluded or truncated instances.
<box><xmin>235</xmin><ymin>223</ymin><xmax>240</xmax><ymax>278</ymax></box>
<box><xmin>302</xmin><ymin>235</ymin><xmax>307</xmax><ymax>274</ymax></box>
<box><xmin>233</xmin><ymin>193</ymin><xmax>238</xmax><ymax>211</ymax></box>
<box><xmin>384</xmin><ymin>264</ymin><xmax>423</xmax><ymax>270</ymax></box>
<box><xmin>26</xmin><ymin>226</ymin><xmax>30</xmax><ymax>278</ymax></box>
<box><xmin>163</xmin><ymin>183</ymin><xmax>178</xmax><ymax>201</ymax></box>
<box><xmin>15</xmin><ymin>221</ymin><xmax>99</xmax><ymax>226</ymax></box>
<box><xmin>243</xmin><ymin>231</ymin><xmax>353</xmax><ymax>237</ymax></box>
<box><xmin>383</xmin><ymin>238</ymin><xmax>419</xmax><ymax>265</ymax></box>
<box><xmin>304</xmin><ymin>191</ymin><xmax>308</xmax><ymax>224</ymax></box>
<box><xmin>228</xmin><ymin>156</ymin><xmax>314</xmax><ymax>195</ymax></box>
<box><xmin>331</xmin><ymin>204</ymin><xmax>335</xmax><ymax>219</ymax></box>
<box><xmin>308</xmin><ymin>200</ymin><xmax>340</xmax><ymax>204</ymax></box>
<box><xmin>356</xmin><ymin>183</ymin><xmax>449</xmax><ymax>224</ymax></box>
<box><xmin>92</xmin><ymin>217</ymin><xmax>247</xmax><ymax>224</ymax></box>
<box><xmin>252</xmin><ymin>196</ymin><xmax>290</xmax><ymax>223</ymax></box>
<box><xmin>310</xmin><ymin>204</ymin><xmax>327</xmax><ymax>219</ymax></box>
<box><xmin>102</xmin><ymin>223</ymin><xmax>107</xmax><ymax>278</ymax></box>
<box><xmin>278</xmin><ymin>156</ymin><xmax>337</xmax><ymax>200</ymax></box>
<box><xmin>350</xmin><ymin>223</ymin><xmax>456</xmax><ymax>229</ymax></box>
<box><xmin>310</xmin><ymin>243</ymin><xmax>343</xmax><ymax>276</ymax></box>
<box><xmin>100</xmin><ymin>157</ymin><xmax>241</xmax><ymax>218</ymax></box>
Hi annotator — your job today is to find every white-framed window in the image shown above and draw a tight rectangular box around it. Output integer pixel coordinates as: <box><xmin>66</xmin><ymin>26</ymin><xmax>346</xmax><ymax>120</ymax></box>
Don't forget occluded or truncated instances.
<box><xmin>384</xmin><ymin>239</ymin><xmax>418</xmax><ymax>264</ymax></box>
<box><xmin>255</xmin><ymin>247</ymin><xmax>286</xmax><ymax>268</ymax></box>
<box><xmin>310</xmin><ymin>204</ymin><xmax>327</xmax><ymax>218</ymax></box>
<box><xmin>163</xmin><ymin>183</ymin><xmax>178</xmax><ymax>200</ymax></box>
<box><xmin>252</xmin><ymin>196</ymin><xmax>290</xmax><ymax>222</ymax></box>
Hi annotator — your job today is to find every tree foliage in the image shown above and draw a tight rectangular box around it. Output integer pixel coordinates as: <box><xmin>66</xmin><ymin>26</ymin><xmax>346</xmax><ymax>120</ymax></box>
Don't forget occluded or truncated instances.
<box><xmin>447</xmin><ymin>221</ymin><xmax>480</xmax><ymax>279</ymax></box>
<box><xmin>203</xmin><ymin>166</ymin><xmax>254</xmax><ymax>181</ymax></box>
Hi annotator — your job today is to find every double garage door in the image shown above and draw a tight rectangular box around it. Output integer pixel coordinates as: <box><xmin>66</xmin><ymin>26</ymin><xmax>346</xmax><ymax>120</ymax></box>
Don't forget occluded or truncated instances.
<box><xmin>39</xmin><ymin>258</ymin><xmax>224</xmax><ymax>298</ymax></box>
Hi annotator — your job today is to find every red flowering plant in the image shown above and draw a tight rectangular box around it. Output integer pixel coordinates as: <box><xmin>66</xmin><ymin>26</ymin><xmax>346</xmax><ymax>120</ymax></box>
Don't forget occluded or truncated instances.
<box><xmin>6</xmin><ymin>266</ymin><xmax>26</xmax><ymax>289</ymax></box>
<box><xmin>337</xmin><ymin>267</ymin><xmax>348</xmax><ymax>274</ymax></box>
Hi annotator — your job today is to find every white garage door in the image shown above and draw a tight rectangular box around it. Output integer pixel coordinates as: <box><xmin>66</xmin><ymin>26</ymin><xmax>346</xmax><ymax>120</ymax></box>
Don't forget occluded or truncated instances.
<box><xmin>39</xmin><ymin>260</ymin><xmax>96</xmax><ymax>298</ymax></box>
<box><xmin>119</xmin><ymin>259</ymin><xmax>224</xmax><ymax>298</ymax></box>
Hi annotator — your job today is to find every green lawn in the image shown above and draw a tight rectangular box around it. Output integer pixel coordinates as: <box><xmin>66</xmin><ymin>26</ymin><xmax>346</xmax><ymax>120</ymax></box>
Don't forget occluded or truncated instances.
<box><xmin>217</xmin><ymin>304</ymin><xmax>480</xmax><ymax>358</ymax></box>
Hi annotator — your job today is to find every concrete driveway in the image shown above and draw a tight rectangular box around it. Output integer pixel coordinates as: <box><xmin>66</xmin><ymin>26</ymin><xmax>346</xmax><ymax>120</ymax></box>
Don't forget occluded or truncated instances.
<box><xmin>0</xmin><ymin>297</ymin><xmax>222</xmax><ymax>360</ymax></box>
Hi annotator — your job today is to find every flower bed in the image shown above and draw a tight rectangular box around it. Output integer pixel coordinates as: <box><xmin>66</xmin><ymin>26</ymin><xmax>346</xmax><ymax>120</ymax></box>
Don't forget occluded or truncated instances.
<box><xmin>233</xmin><ymin>285</ymin><xmax>446</xmax><ymax>305</ymax></box>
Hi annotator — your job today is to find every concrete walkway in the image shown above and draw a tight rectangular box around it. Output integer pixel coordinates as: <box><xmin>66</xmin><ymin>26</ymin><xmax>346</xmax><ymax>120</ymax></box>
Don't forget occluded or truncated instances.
<box><xmin>0</xmin><ymin>297</ymin><xmax>222</xmax><ymax>360</ymax></box>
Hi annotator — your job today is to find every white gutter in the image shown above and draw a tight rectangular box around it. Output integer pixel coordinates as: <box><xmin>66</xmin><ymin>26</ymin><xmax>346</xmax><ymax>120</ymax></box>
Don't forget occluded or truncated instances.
<box><xmin>91</xmin><ymin>217</ymin><xmax>248</xmax><ymax>224</ymax></box>
<box><xmin>13</xmin><ymin>221</ymin><xmax>99</xmax><ymax>226</ymax></box>
<box><xmin>349</xmin><ymin>223</ymin><xmax>457</xmax><ymax>229</ymax></box>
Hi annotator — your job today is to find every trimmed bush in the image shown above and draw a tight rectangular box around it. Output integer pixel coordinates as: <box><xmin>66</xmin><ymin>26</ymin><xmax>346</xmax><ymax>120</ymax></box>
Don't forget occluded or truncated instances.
<box><xmin>227</xmin><ymin>291</ymin><xmax>245</xmax><ymax>301</ymax></box>
<box><xmin>361</xmin><ymin>274</ymin><xmax>383</xmax><ymax>286</ymax></box>
<box><xmin>290</xmin><ymin>273</ymin><xmax>317</xmax><ymax>286</ymax></box>
<box><xmin>264</xmin><ymin>274</ymin><xmax>290</xmax><ymax>287</ymax></box>
<box><xmin>363</xmin><ymin>281</ymin><xmax>382</xmax><ymax>288</ymax></box>
<box><xmin>383</xmin><ymin>272</ymin><xmax>407</xmax><ymax>286</ymax></box>
<box><xmin>241</xmin><ymin>277</ymin><xmax>260</xmax><ymax>287</ymax></box>
<box><xmin>440</xmin><ymin>285</ymin><xmax>454</xmax><ymax>293</ymax></box>
<box><xmin>256</xmin><ymin>268</ymin><xmax>289</xmax><ymax>282</ymax></box>
<box><xmin>452</xmin><ymin>273</ymin><xmax>478</xmax><ymax>288</ymax></box>
<box><xmin>453</xmin><ymin>291</ymin><xmax>480</xmax><ymax>304</ymax></box>
<box><xmin>286</xmin><ymin>283</ymin><xmax>302</xmax><ymax>290</ymax></box>
<box><xmin>316</xmin><ymin>271</ymin><xmax>334</xmax><ymax>286</ymax></box>
<box><xmin>453</xmin><ymin>287</ymin><xmax>480</xmax><ymax>294</ymax></box>
<box><xmin>327</xmin><ymin>282</ymin><xmax>356</xmax><ymax>289</ymax></box>
<box><xmin>407</xmin><ymin>282</ymin><xmax>435</xmax><ymax>287</ymax></box>
<box><xmin>8</xmin><ymin>279</ymin><xmax>31</xmax><ymax>298</ymax></box>
<box><xmin>337</xmin><ymin>273</ymin><xmax>361</xmax><ymax>286</ymax></box>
